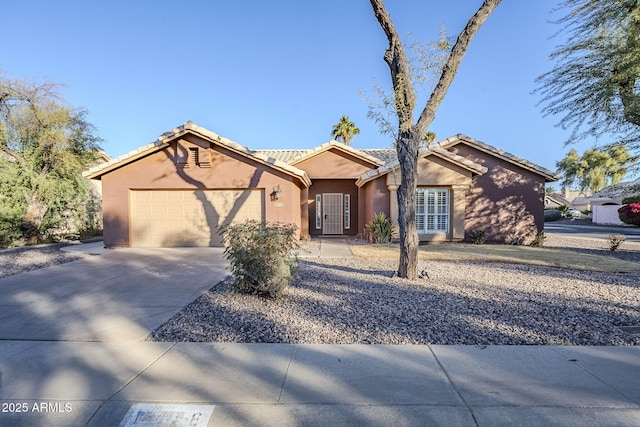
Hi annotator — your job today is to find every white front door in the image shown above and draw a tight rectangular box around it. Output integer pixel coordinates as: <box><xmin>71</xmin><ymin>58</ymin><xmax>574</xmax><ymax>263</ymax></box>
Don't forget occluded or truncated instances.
<box><xmin>322</xmin><ymin>193</ymin><xmax>343</xmax><ymax>234</ymax></box>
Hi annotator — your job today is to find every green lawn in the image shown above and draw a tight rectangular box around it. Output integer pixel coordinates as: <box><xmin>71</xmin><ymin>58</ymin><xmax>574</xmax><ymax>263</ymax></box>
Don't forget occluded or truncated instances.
<box><xmin>349</xmin><ymin>243</ymin><xmax>640</xmax><ymax>273</ymax></box>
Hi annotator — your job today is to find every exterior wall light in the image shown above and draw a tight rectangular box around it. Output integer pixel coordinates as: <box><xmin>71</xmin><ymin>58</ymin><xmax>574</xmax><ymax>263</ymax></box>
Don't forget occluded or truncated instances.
<box><xmin>272</xmin><ymin>185</ymin><xmax>282</xmax><ymax>201</ymax></box>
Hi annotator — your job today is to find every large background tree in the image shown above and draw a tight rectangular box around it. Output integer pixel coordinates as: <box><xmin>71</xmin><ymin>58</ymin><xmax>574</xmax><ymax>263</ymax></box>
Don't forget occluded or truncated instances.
<box><xmin>331</xmin><ymin>115</ymin><xmax>360</xmax><ymax>145</ymax></box>
<box><xmin>0</xmin><ymin>73</ymin><xmax>101</xmax><ymax>246</ymax></box>
<box><xmin>537</xmin><ymin>0</ymin><xmax>640</xmax><ymax>152</ymax></box>
<box><xmin>369</xmin><ymin>0</ymin><xmax>501</xmax><ymax>279</ymax></box>
<box><xmin>556</xmin><ymin>145</ymin><xmax>632</xmax><ymax>193</ymax></box>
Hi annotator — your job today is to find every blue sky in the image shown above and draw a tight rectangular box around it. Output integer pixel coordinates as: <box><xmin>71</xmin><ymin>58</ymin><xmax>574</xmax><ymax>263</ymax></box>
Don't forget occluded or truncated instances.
<box><xmin>2</xmin><ymin>1</ymin><xmax>598</xmax><ymax>178</ymax></box>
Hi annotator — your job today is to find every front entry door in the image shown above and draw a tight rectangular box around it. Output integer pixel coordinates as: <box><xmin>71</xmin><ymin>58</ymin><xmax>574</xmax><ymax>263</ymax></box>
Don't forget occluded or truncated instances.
<box><xmin>322</xmin><ymin>193</ymin><xmax>343</xmax><ymax>234</ymax></box>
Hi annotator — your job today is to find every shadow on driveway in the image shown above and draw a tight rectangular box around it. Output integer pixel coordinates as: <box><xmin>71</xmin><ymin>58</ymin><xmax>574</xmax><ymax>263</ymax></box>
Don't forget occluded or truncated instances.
<box><xmin>0</xmin><ymin>247</ymin><xmax>229</xmax><ymax>341</ymax></box>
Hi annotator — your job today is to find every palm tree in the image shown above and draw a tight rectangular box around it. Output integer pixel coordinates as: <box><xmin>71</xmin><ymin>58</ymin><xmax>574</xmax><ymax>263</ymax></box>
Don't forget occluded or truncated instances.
<box><xmin>331</xmin><ymin>115</ymin><xmax>360</xmax><ymax>146</ymax></box>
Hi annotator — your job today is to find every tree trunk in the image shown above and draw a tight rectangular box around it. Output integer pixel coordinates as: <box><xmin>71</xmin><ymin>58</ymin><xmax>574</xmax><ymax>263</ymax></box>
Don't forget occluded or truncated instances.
<box><xmin>370</xmin><ymin>0</ymin><xmax>502</xmax><ymax>279</ymax></box>
<box><xmin>396</xmin><ymin>129</ymin><xmax>420</xmax><ymax>279</ymax></box>
<box><xmin>23</xmin><ymin>194</ymin><xmax>48</xmax><ymax>244</ymax></box>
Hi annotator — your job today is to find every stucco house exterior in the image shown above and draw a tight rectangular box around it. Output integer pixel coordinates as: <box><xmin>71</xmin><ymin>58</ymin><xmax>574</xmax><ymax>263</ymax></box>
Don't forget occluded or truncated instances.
<box><xmin>85</xmin><ymin>122</ymin><xmax>559</xmax><ymax>247</ymax></box>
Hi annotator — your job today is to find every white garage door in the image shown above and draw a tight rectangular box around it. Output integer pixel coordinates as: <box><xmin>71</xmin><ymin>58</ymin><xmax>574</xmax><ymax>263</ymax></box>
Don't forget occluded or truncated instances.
<box><xmin>130</xmin><ymin>189</ymin><xmax>264</xmax><ymax>247</ymax></box>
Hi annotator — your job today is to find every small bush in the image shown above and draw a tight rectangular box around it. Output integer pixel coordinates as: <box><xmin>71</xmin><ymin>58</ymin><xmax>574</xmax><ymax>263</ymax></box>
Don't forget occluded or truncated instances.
<box><xmin>618</xmin><ymin>203</ymin><xmax>640</xmax><ymax>227</ymax></box>
<box><xmin>469</xmin><ymin>229</ymin><xmax>487</xmax><ymax>245</ymax></box>
<box><xmin>530</xmin><ymin>231</ymin><xmax>546</xmax><ymax>248</ymax></box>
<box><xmin>507</xmin><ymin>235</ymin><xmax>525</xmax><ymax>246</ymax></box>
<box><xmin>219</xmin><ymin>220</ymin><xmax>298</xmax><ymax>298</ymax></box>
<box><xmin>365</xmin><ymin>212</ymin><xmax>396</xmax><ymax>243</ymax></box>
<box><xmin>608</xmin><ymin>233</ymin><xmax>626</xmax><ymax>251</ymax></box>
<box><xmin>544</xmin><ymin>209</ymin><xmax>563</xmax><ymax>222</ymax></box>
<box><xmin>621</xmin><ymin>195</ymin><xmax>640</xmax><ymax>205</ymax></box>
<box><xmin>557</xmin><ymin>205</ymin><xmax>571</xmax><ymax>218</ymax></box>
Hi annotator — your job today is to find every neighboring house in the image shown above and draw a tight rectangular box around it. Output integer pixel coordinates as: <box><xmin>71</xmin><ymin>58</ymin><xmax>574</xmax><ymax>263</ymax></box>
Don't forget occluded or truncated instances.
<box><xmin>561</xmin><ymin>188</ymin><xmax>591</xmax><ymax>202</ymax></box>
<box><xmin>589</xmin><ymin>178</ymin><xmax>640</xmax><ymax>205</ymax></box>
<box><xmin>84</xmin><ymin>122</ymin><xmax>559</xmax><ymax>247</ymax></box>
<box><xmin>588</xmin><ymin>178</ymin><xmax>640</xmax><ymax>225</ymax></box>
<box><xmin>557</xmin><ymin>188</ymin><xmax>592</xmax><ymax>211</ymax></box>
<box><xmin>545</xmin><ymin>192</ymin><xmax>573</xmax><ymax>210</ymax></box>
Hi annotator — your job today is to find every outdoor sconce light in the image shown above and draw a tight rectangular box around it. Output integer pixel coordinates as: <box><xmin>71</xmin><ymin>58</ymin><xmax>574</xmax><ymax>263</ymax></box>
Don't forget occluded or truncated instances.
<box><xmin>272</xmin><ymin>185</ymin><xmax>282</xmax><ymax>201</ymax></box>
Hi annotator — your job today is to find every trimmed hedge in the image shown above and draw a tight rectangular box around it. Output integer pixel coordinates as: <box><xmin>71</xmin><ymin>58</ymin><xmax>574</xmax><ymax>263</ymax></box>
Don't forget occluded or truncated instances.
<box><xmin>622</xmin><ymin>195</ymin><xmax>640</xmax><ymax>205</ymax></box>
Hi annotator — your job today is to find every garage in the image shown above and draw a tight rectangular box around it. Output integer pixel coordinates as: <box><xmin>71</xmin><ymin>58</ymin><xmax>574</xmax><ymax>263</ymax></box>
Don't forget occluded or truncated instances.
<box><xmin>130</xmin><ymin>189</ymin><xmax>264</xmax><ymax>247</ymax></box>
<box><xmin>85</xmin><ymin>122</ymin><xmax>310</xmax><ymax>248</ymax></box>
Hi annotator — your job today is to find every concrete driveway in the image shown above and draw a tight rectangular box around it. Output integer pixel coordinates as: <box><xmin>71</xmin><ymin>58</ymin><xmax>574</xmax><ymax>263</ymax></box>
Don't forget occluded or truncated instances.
<box><xmin>0</xmin><ymin>247</ymin><xmax>229</xmax><ymax>341</ymax></box>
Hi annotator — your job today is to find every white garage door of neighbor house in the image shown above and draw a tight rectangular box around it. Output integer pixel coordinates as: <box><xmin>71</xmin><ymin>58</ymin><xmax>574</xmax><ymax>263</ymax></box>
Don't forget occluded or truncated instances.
<box><xmin>130</xmin><ymin>189</ymin><xmax>264</xmax><ymax>247</ymax></box>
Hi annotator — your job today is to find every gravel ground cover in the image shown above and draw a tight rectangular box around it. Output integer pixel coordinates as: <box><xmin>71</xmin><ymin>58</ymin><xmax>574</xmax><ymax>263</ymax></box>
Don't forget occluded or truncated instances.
<box><xmin>151</xmin><ymin>235</ymin><xmax>640</xmax><ymax>346</ymax></box>
<box><xmin>0</xmin><ymin>243</ymin><xmax>87</xmax><ymax>278</ymax></box>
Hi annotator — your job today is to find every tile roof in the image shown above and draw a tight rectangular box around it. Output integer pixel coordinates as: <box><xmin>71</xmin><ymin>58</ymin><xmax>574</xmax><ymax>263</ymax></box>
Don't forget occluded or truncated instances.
<box><xmin>256</xmin><ymin>147</ymin><xmax>397</xmax><ymax>165</ymax></box>
<box><xmin>432</xmin><ymin>134</ymin><xmax>560</xmax><ymax>182</ymax></box>
<box><xmin>255</xmin><ymin>149</ymin><xmax>308</xmax><ymax>163</ymax></box>
<box><xmin>84</xmin><ymin>123</ymin><xmax>558</xmax><ymax>187</ymax></box>
<box><xmin>356</xmin><ymin>145</ymin><xmax>488</xmax><ymax>187</ymax></box>
<box><xmin>361</xmin><ymin>148</ymin><xmax>397</xmax><ymax>164</ymax></box>
<box><xmin>591</xmin><ymin>177</ymin><xmax>640</xmax><ymax>201</ymax></box>
<box><xmin>287</xmin><ymin>141</ymin><xmax>385</xmax><ymax>167</ymax></box>
<box><xmin>84</xmin><ymin>122</ymin><xmax>311</xmax><ymax>186</ymax></box>
<box><xmin>546</xmin><ymin>193</ymin><xmax>573</xmax><ymax>207</ymax></box>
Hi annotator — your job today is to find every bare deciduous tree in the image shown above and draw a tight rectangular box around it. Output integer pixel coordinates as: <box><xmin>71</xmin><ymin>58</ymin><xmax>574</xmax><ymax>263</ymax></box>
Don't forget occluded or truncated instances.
<box><xmin>369</xmin><ymin>0</ymin><xmax>502</xmax><ymax>279</ymax></box>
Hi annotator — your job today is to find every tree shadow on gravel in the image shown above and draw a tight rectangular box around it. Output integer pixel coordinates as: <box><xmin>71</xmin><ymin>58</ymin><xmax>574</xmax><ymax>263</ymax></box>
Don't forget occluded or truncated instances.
<box><xmin>546</xmin><ymin>244</ymin><xmax>640</xmax><ymax>262</ymax></box>
<box><xmin>150</xmin><ymin>258</ymin><xmax>640</xmax><ymax>346</ymax></box>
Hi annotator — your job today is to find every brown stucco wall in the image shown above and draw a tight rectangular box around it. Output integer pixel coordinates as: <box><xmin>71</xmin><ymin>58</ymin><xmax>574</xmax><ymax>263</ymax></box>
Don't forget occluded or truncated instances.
<box><xmin>450</xmin><ymin>143</ymin><xmax>545</xmax><ymax>243</ymax></box>
<box><xmin>100</xmin><ymin>134</ymin><xmax>303</xmax><ymax>247</ymax></box>
<box><xmin>307</xmin><ymin>179</ymin><xmax>360</xmax><ymax>236</ymax></box>
<box><xmin>361</xmin><ymin>176</ymin><xmax>391</xmax><ymax>237</ymax></box>
<box><xmin>294</xmin><ymin>148</ymin><xmax>377</xmax><ymax>179</ymax></box>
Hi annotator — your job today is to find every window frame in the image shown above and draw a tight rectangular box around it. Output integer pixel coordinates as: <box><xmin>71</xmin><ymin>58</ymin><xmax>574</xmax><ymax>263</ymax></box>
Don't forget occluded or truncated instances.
<box><xmin>415</xmin><ymin>188</ymin><xmax>450</xmax><ymax>234</ymax></box>
<box><xmin>344</xmin><ymin>194</ymin><xmax>350</xmax><ymax>229</ymax></box>
<box><xmin>315</xmin><ymin>194</ymin><xmax>322</xmax><ymax>229</ymax></box>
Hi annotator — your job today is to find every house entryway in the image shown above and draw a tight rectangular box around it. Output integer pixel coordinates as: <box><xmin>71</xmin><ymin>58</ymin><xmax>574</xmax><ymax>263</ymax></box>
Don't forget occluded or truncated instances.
<box><xmin>322</xmin><ymin>193</ymin><xmax>343</xmax><ymax>234</ymax></box>
<box><xmin>309</xmin><ymin>180</ymin><xmax>357</xmax><ymax>238</ymax></box>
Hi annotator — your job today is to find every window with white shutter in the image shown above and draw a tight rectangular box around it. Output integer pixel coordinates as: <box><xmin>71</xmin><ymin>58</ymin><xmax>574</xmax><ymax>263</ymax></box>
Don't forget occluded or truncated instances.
<box><xmin>415</xmin><ymin>188</ymin><xmax>449</xmax><ymax>233</ymax></box>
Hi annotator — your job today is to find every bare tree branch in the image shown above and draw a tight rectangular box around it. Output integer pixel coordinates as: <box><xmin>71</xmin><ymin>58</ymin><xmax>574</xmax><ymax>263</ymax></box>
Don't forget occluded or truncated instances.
<box><xmin>416</xmin><ymin>0</ymin><xmax>502</xmax><ymax>136</ymax></box>
<box><xmin>369</xmin><ymin>0</ymin><xmax>416</xmax><ymax>131</ymax></box>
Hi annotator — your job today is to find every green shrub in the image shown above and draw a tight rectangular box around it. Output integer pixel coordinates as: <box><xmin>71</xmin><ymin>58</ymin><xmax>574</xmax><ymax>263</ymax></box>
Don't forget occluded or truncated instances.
<box><xmin>557</xmin><ymin>205</ymin><xmax>571</xmax><ymax>218</ymax></box>
<box><xmin>365</xmin><ymin>212</ymin><xmax>396</xmax><ymax>243</ymax></box>
<box><xmin>0</xmin><ymin>207</ymin><xmax>25</xmax><ymax>248</ymax></box>
<box><xmin>621</xmin><ymin>195</ymin><xmax>640</xmax><ymax>205</ymax></box>
<box><xmin>608</xmin><ymin>233</ymin><xmax>626</xmax><ymax>251</ymax></box>
<box><xmin>618</xmin><ymin>203</ymin><xmax>640</xmax><ymax>227</ymax></box>
<box><xmin>530</xmin><ymin>231</ymin><xmax>546</xmax><ymax>248</ymax></box>
<box><xmin>219</xmin><ymin>220</ymin><xmax>298</xmax><ymax>298</ymax></box>
<box><xmin>507</xmin><ymin>235</ymin><xmax>525</xmax><ymax>246</ymax></box>
<box><xmin>469</xmin><ymin>229</ymin><xmax>487</xmax><ymax>245</ymax></box>
<box><xmin>544</xmin><ymin>209</ymin><xmax>563</xmax><ymax>222</ymax></box>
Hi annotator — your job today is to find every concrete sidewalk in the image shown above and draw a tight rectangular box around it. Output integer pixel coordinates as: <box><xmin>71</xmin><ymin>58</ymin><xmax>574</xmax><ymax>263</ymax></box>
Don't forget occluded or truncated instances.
<box><xmin>0</xmin><ymin>342</ymin><xmax>638</xmax><ymax>426</ymax></box>
<box><xmin>298</xmin><ymin>239</ymin><xmax>354</xmax><ymax>259</ymax></box>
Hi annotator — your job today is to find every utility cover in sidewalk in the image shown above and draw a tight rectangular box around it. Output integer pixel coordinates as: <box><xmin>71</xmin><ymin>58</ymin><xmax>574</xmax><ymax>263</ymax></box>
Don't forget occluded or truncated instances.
<box><xmin>119</xmin><ymin>403</ymin><xmax>215</xmax><ymax>427</ymax></box>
